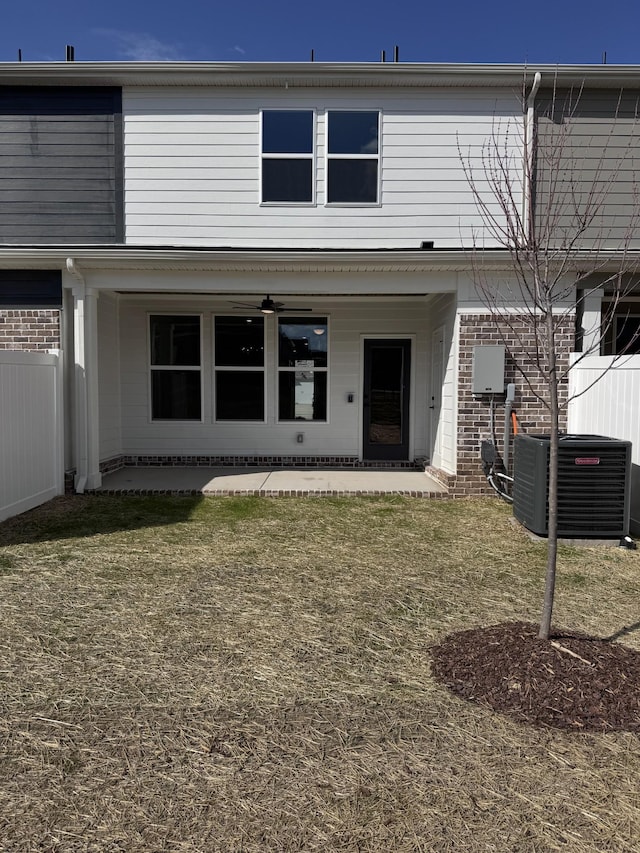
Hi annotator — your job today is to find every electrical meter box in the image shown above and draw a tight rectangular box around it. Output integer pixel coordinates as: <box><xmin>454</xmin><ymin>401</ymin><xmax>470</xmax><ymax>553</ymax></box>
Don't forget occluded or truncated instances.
<box><xmin>472</xmin><ymin>345</ymin><xmax>505</xmax><ymax>393</ymax></box>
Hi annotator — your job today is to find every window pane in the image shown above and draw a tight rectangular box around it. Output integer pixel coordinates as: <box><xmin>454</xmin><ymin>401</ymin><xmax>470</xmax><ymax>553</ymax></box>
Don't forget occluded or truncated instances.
<box><xmin>215</xmin><ymin>316</ymin><xmax>264</xmax><ymax>366</ymax></box>
<box><xmin>216</xmin><ymin>371</ymin><xmax>264</xmax><ymax>420</ymax></box>
<box><xmin>279</xmin><ymin>371</ymin><xmax>327</xmax><ymax>421</ymax></box>
<box><xmin>279</xmin><ymin>318</ymin><xmax>328</xmax><ymax>367</ymax></box>
<box><xmin>328</xmin><ymin>160</ymin><xmax>378</xmax><ymax>204</ymax></box>
<box><xmin>614</xmin><ymin>316</ymin><xmax>640</xmax><ymax>353</ymax></box>
<box><xmin>150</xmin><ymin>315</ymin><xmax>200</xmax><ymax>366</ymax></box>
<box><xmin>328</xmin><ymin>112</ymin><xmax>378</xmax><ymax>154</ymax></box>
<box><xmin>152</xmin><ymin>371</ymin><xmax>201</xmax><ymax>420</ymax></box>
<box><xmin>262</xmin><ymin>159</ymin><xmax>312</xmax><ymax>202</ymax></box>
<box><xmin>263</xmin><ymin>111</ymin><xmax>313</xmax><ymax>153</ymax></box>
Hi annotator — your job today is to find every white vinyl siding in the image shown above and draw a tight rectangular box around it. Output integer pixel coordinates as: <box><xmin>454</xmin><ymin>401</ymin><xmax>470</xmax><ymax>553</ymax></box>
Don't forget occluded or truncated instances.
<box><xmin>123</xmin><ymin>88</ymin><xmax>522</xmax><ymax>249</ymax></box>
<box><xmin>117</xmin><ymin>294</ymin><xmax>432</xmax><ymax>459</ymax></box>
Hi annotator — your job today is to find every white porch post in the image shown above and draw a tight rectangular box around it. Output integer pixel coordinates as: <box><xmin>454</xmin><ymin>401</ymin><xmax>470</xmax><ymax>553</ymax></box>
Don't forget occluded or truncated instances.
<box><xmin>67</xmin><ymin>259</ymin><xmax>102</xmax><ymax>492</ymax></box>
<box><xmin>581</xmin><ymin>287</ymin><xmax>604</xmax><ymax>355</ymax></box>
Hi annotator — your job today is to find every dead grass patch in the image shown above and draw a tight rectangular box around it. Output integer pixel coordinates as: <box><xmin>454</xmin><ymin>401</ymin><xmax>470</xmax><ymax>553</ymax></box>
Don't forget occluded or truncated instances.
<box><xmin>0</xmin><ymin>495</ymin><xmax>639</xmax><ymax>851</ymax></box>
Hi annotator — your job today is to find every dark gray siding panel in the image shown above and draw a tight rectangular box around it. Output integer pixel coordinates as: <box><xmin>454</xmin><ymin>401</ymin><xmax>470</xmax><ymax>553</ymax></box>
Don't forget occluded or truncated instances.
<box><xmin>0</xmin><ymin>87</ymin><xmax>123</xmax><ymax>245</ymax></box>
<box><xmin>536</xmin><ymin>87</ymin><xmax>640</xmax><ymax>249</ymax></box>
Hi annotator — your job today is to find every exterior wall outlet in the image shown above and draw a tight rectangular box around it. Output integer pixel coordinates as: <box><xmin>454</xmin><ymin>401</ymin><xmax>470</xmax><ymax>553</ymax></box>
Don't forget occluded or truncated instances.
<box><xmin>296</xmin><ymin>433</ymin><xmax>304</xmax><ymax>443</ymax></box>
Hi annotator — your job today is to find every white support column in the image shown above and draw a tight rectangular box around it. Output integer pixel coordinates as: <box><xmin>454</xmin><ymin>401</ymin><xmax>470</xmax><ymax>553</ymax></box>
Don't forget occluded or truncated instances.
<box><xmin>67</xmin><ymin>259</ymin><xmax>101</xmax><ymax>492</ymax></box>
<box><xmin>84</xmin><ymin>288</ymin><xmax>102</xmax><ymax>490</ymax></box>
<box><xmin>581</xmin><ymin>288</ymin><xmax>604</xmax><ymax>356</ymax></box>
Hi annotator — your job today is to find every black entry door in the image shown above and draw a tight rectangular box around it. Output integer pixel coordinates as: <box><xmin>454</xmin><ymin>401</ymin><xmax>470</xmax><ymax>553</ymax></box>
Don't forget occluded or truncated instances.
<box><xmin>362</xmin><ymin>339</ymin><xmax>411</xmax><ymax>460</ymax></box>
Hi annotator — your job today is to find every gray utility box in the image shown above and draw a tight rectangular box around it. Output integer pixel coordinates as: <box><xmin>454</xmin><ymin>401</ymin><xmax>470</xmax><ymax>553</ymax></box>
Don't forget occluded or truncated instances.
<box><xmin>513</xmin><ymin>434</ymin><xmax>632</xmax><ymax>538</ymax></box>
<box><xmin>472</xmin><ymin>345</ymin><xmax>505</xmax><ymax>394</ymax></box>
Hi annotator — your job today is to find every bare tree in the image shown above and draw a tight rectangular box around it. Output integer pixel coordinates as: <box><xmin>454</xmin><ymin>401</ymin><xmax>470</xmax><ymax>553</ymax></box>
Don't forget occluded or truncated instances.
<box><xmin>460</xmin><ymin>73</ymin><xmax>640</xmax><ymax>640</ymax></box>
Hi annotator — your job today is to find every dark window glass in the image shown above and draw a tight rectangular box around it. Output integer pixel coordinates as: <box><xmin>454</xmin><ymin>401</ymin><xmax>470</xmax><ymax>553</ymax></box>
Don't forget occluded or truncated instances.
<box><xmin>263</xmin><ymin>111</ymin><xmax>313</xmax><ymax>154</ymax></box>
<box><xmin>327</xmin><ymin>160</ymin><xmax>378</xmax><ymax>204</ymax></box>
<box><xmin>150</xmin><ymin>315</ymin><xmax>200</xmax><ymax>366</ymax></box>
<box><xmin>328</xmin><ymin>112</ymin><xmax>379</xmax><ymax>154</ymax></box>
<box><xmin>262</xmin><ymin>159</ymin><xmax>313</xmax><ymax>203</ymax></box>
<box><xmin>215</xmin><ymin>316</ymin><xmax>264</xmax><ymax>366</ymax></box>
<box><xmin>614</xmin><ymin>316</ymin><xmax>640</xmax><ymax>353</ymax></box>
<box><xmin>278</xmin><ymin>318</ymin><xmax>328</xmax><ymax>367</ymax></box>
<box><xmin>279</xmin><ymin>371</ymin><xmax>327</xmax><ymax>421</ymax></box>
<box><xmin>216</xmin><ymin>372</ymin><xmax>264</xmax><ymax>420</ymax></box>
<box><xmin>151</xmin><ymin>371</ymin><xmax>201</xmax><ymax>420</ymax></box>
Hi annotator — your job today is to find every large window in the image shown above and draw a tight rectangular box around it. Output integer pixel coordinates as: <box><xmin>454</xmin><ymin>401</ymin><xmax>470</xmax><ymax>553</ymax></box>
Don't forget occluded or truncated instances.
<box><xmin>150</xmin><ymin>315</ymin><xmax>201</xmax><ymax>420</ymax></box>
<box><xmin>327</xmin><ymin>111</ymin><xmax>379</xmax><ymax>204</ymax></box>
<box><xmin>278</xmin><ymin>317</ymin><xmax>328</xmax><ymax>421</ymax></box>
<box><xmin>214</xmin><ymin>316</ymin><xmax>265</xmax><ymax>420</ymax></box>
<box><xmin>261</xmin><ymin>110</ymin><xmax>314</xmax><ymax>203</ymax></box>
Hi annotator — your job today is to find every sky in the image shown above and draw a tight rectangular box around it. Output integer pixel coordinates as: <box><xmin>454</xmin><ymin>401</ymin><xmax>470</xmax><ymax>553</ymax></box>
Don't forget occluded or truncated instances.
<box><xmin>2</xmin><ymin>0</ymin><xmax>639</xmax><ymax>66</ymax></box>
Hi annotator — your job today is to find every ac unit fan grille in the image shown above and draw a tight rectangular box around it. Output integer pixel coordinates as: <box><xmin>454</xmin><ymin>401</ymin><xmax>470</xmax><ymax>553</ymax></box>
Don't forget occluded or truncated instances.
<box><xmin>512</xmin><ymin>435</ymin><xmax>631</xmax><ymax>538</ymax></box>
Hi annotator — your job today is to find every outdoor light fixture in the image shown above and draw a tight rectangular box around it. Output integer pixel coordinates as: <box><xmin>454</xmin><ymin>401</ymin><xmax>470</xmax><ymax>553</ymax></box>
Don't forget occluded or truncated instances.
<box><xmin>259</xmin><ymin>296</ymin><xmax>277</xmax><ymax>314</ymax></box>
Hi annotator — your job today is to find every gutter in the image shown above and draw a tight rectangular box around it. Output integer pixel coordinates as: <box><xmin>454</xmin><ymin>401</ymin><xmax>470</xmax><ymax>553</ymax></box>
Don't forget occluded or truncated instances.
<box><xmin>523</xmin><ymin>71</ymin><xmax>542</xmax><ymax>242</ymax></box>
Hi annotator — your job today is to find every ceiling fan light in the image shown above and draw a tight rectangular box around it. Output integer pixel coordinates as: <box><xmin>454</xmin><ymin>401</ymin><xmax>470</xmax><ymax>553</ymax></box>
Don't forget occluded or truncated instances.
<box><xmin>260</xmin><ymin>296</ymin><xmax>277</xmax><ymax>314</ymax></box>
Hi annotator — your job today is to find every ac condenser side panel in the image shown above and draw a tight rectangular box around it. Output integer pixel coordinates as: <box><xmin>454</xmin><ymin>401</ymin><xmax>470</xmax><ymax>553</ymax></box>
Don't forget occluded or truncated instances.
<box><xmin>512</xmin><ymin>435</ymin><xmax>549</xmax><ymax>536</ymax></box>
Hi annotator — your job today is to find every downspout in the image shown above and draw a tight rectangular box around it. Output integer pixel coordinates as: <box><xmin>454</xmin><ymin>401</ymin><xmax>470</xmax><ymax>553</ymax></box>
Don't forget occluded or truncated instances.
<box><xmin>523</xmin><ymin>71</ymin><xmax>542</xmax><ymax>243</ymax></box>
<box><xmin>66</xmin><ymin>257</ymin><xmax>88</xmax><ymax>493</ymax></box>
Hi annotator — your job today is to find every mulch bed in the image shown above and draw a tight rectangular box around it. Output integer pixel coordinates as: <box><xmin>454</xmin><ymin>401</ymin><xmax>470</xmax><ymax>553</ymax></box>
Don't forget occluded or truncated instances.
<box><xmin>431</xmin><ymin>621</ymin><xmax>640</xmax><ymax>732</ymax></box>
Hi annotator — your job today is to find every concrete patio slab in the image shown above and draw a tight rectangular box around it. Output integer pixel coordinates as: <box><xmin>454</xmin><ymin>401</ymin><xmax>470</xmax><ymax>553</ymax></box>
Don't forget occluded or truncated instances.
<box><xmin>96</xmin><ymin>466</ymin><xmax>449</xmax><ymax>497</ymax></box>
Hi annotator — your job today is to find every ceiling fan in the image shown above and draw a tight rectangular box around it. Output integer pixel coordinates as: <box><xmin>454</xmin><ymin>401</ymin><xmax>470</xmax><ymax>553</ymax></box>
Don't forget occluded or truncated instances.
<box><xmin>231</xmin><ymin>294</ymin><xmax>313</xmax><ymax>315</ymax></box>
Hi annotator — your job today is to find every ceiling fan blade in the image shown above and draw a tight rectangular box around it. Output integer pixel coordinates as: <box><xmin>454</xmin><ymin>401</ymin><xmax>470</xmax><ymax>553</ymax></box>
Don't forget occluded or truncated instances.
<box><xmin>276</xmin><ymin>307</ymin><xmax>314</xmax><ymax>312</ymax></box>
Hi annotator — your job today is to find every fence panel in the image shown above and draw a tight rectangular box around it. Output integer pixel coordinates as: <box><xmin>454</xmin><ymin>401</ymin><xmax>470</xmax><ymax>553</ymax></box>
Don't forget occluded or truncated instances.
<box><xmin>0</xmin><ymin>350</ymin><xmax>63</xmax><ymax>522</ymax></box>
<box><xmin>568</xmin><ymin>354</ymin><xmax>640</xmax><ymax>533</ymax></box>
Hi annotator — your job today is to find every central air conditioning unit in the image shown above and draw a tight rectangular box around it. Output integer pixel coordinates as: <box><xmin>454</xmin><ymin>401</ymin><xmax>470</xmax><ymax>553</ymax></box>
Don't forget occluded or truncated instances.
<box><xmin>512</xmin><ymin>434</ymin><xmax>632</xmax><ymax>538</ymax></box>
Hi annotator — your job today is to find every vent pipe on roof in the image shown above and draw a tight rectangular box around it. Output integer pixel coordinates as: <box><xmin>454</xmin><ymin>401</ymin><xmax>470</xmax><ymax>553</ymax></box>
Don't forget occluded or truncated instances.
<box><xmin>66</xmin><ymin>45</ymin><xmax>75</xmax><ymax>61</ymax></box>
<box><xmin>17</xmin><ymin>49</ymin><xmax>22</xmax><ymax>62</ymax></box>
<box><xmin>381</xmin><ymin>50</ymin><xmax>386</xmax><ymax>62</ymax></box>
<box><xmin>394</xmin><ymin>45</ymin><xmax>399</xmax><ymax>62</ymax></box>
<box><xmin>310</xmin><ymin>49</ymin><xmax>314</xmax><ymax>61</ymax></box>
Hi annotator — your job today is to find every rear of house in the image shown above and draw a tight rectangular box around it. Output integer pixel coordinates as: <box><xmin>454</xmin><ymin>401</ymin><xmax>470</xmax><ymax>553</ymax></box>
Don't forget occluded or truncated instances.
<box><xmin>1</xmin><ymin>61</ymin><xmax>639</xmax><ymax>501</ymax></box>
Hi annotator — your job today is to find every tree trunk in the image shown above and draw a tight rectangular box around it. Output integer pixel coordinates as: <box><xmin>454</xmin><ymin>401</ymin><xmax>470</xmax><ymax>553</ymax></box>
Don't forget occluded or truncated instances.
<box><xmin>539</xmin><ymin>311</ymin><xmax>559</xmax><ymax>641</ymax></box>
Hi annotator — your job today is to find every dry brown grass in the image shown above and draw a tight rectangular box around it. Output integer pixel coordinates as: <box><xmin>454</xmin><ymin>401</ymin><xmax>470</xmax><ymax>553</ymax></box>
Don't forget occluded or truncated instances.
<box><xmin>0</xmin><ymin>494</ymin><xmax>639</xmax><ymax>852</ymax></box>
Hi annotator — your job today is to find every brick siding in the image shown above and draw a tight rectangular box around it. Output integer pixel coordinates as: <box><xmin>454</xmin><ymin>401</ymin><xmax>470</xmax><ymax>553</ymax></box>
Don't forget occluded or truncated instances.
<box><xmin>455</xmin><ymin>313</ymin><xmax>574</xmax><ymax>496</ymax></box>
<box><xmin>0</xmin><ymin>309</ymin><xmax>61</xmax><ymax>351</ymax></box>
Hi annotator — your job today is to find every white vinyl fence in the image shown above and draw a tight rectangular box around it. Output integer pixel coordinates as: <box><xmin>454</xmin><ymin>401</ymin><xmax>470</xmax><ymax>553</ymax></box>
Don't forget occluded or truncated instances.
<box><xmin>0</xmin><ymin>350</ymin><xmax>64</xmax><ymax>522</ymax></box>
<box><xmin>568</xmin><ymin>354</ymin><xmax>640</xmax><ymax>533</ymax></box>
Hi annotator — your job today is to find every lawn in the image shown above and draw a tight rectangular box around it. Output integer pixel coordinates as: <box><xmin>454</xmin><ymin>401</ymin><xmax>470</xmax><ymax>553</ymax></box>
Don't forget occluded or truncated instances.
<box><xmin>0</xmin><ymin>495</ymin><xmax>639</xmax><ymax>852</ymax></box>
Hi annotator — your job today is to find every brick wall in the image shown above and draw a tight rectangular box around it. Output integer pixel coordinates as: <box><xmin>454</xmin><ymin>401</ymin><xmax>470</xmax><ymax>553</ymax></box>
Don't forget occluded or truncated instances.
<box><xmin>455</xmin><ymin>313</ymin><xmax>574</xmax><ymax>496</ymax></box>
<box><xmin>0</xmin><ymin>310</ymin><xmax>61</xmax><ymax>350</ymax></box>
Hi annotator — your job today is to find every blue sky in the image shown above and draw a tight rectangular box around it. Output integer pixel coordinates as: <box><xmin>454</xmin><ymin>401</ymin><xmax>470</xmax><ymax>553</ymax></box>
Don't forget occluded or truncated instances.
<box><xmin>2</xmin><ymin>0</ymin><xmax>639</xmax><ymax>65</ymax></box>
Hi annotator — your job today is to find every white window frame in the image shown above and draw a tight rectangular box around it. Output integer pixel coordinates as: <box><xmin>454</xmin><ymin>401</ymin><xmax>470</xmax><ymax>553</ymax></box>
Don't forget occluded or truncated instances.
<box><xmin>148</xmin><ymin>312</ymin><xmax>203</xmax><ymax>423</ymax></box>
<box><xmin>276</xmin><ymin>315</ymin><xmax>330</xmax><ymax>423</ymax></box>
<box><xmin>260</xmin><ymin>109</ymin><xmax>316</xmax><ymax>207</ymax></box>
<box><xmin>325</xmin><ymin>110</ymin><xmax>381</xmax><ymax>207</ymax></box>
<box><xmin>213</xmin><ymin>314</ymin><xmax>267</xmax><ymax>423</ymax></box>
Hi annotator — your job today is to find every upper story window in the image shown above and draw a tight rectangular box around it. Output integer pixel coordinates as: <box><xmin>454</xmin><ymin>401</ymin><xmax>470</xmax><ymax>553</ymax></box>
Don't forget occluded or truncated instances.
<box><xmin>327</xmin><ymin>111</ymin><xmax>379</xmax><ymax>204</ymax></box>
<box><xmin>261</xmin><ymin>110</ymin><xmax>314</xmax><ymax>204</ymax></box>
